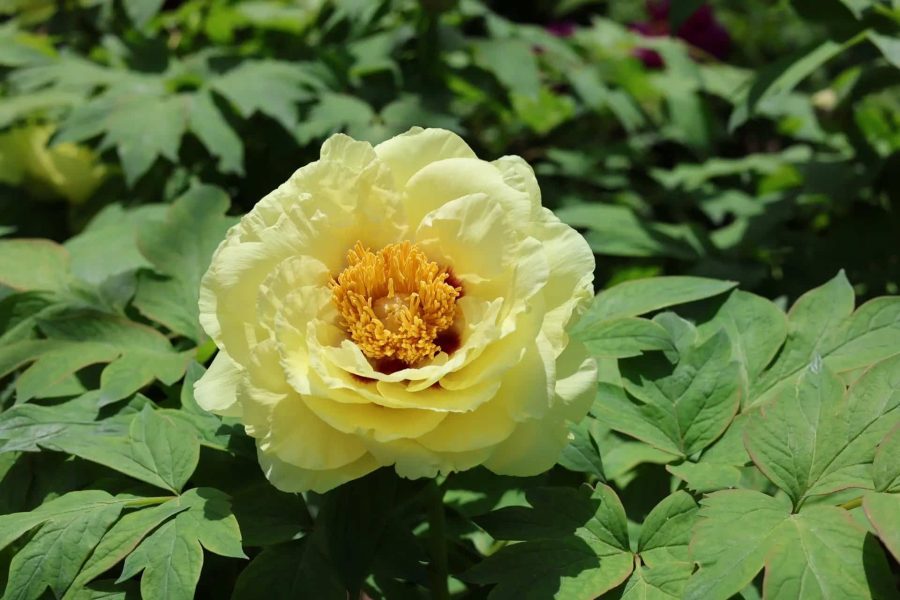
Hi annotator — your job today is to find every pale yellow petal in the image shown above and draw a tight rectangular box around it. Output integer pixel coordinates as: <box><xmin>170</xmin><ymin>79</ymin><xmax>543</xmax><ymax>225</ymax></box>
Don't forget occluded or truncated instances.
<box><xmin>483</xmin><ymin>416</ymin><xmax>569</xmax><ymax>477</ymax></box>
<box><xmin>302</xmin><ymin>395</ymin><xmax>447</xmax><ymax>442</ymax></box>
<box><xmin>193</xmin><ymin>351</ymin><xmax>243</xmax><ymax>417</ymax></box>
<box><xmin>402</xmin><ymin>157</ymin><xmax>533</xmax><ymax>231</ymax></box>
<box><xmin>258</xmin><ymin>449</ymin><xmax>379</xmax><ymax>494</ymax></box>
<box><xmin>374</xmin><ymin>127</ymin><xmax>476</xmax><ymax>189</ymax></box>
<box><xmin>262</xmin><ymin>393</ymin><xmax>368</xmax><ymax>470</ymax></box>
<box><xmin>415</xmin><ymin>390</ymin><xmax>516</xmax><ymax>453</ymax></box>
<box><xmin>362</xmin><ymin>438</ymin><xmax>491</xmax><ymax>479</ymax></box>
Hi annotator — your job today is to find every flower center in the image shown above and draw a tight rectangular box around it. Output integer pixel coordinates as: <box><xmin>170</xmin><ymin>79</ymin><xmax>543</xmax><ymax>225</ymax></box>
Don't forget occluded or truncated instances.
<box><xmin>330</xmin><ymin>241</ymin><xmax>461</xmax><ymax>367</ymax></box>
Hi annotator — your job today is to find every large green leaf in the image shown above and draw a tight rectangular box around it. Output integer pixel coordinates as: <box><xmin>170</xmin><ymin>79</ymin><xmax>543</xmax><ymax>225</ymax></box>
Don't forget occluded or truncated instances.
<box><xmin>0</xmin><ymin>491</ymin><xmax>150</xmax><ymax>600</ymax></box>
<box><xmin>683</xmin><ymin>490</ymin><xmax>894</xmax><ymax>600</ymax></box>
<box><xmin>751</xmin><ymin>272</ymin><xmax>900</xmax><ymax>408</ymax></box>
<box><xmin>0</xmin><ymin>239</ymin><xmax>70</xmax><ymax>292</ymax></box>
<box><xmin>133</xmin><ymin>185</ymin><xmax>237</xmax><ymax>342</ymax></box>
<box><xmin>574</xmin><ymin>317</ymin><xmax>674</xmax><ymax>359</ymax></box>
<box><xmin>117</xmin><ymin>488</ymin><xmax>244</xmax><ymax>600</ymax></box>
<box><xmin>746</xmin><ymin>356</ymin><xmax>900</xmax><ymax>505</ymax></box>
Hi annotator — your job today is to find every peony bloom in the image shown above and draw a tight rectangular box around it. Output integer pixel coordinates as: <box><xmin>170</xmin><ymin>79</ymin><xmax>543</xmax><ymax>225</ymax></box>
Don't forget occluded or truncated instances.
<box><xmin>0</xmin><ymin>125</ymin><xmax>107</xmax><ymax>204</ymax></box>
<box><xmin>194</xmin><ymin>128</ymin><xmax>597</xmax><ymax>493</ymax></box>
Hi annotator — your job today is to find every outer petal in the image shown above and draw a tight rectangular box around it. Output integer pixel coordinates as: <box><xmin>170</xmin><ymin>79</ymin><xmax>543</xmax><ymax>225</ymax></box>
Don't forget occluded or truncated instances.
<box><xmin>258</xmin><ymin>449</ymin><xmax>379</xmax><ymax>494</ymax></box>
<box><xmin>374</xmin><ymin>127</ymin><xmax>476</xmax><ymax>189</ymax></box>
<box><xmin>194</xmin><ymin>351</ymin><xmax>242</xmax><ymax>417</ymax></box>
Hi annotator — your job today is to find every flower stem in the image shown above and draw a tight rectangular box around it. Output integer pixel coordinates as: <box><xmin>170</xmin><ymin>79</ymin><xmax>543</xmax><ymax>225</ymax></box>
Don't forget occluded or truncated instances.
<box><xmin>426</xmin><ymin>480</ymin><xmax>450</xmax><ymax>600</ymax></box>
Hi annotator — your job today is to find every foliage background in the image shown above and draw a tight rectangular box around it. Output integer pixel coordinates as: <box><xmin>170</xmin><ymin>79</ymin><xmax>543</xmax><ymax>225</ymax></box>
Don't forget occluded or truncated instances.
<box><xmin>0</xmin><ymin>1</ymin><xmax>898</xmax><ymax>599</ymax></box>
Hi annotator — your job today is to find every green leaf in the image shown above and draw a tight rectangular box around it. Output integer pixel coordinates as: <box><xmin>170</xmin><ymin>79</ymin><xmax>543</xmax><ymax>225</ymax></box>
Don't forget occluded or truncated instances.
<box><xmin>576</xmin><ymin>277</ymin><xmax>737</xmax><ymax>328</ymax></box>
<box><xmin>133</xmin><ymin>184</ymin><xmax>236</xmax><ymax>341</ymax></box>
<box><xmin>212</xmin><ymin>60</ymin><xmax>318</xmax><ymax>130</ymax></box>
<box><xmin>666</xmin><ymin>461</ymin><xmax>742</xmax><ymax>493</ymax></box>
<box><xmin>762</xmin><ymin>505</ymin><xmax>894</xmax><ymax>599</ymax></box>
<box><xmin>129</xmin><ymin>406</ymin><xmax>200</xmax><ymax>493</ymax></box>
<box><xmin>473</xmin><ymin>39</ymin><xmax>541</xmax><ymax>98</ymax></box>
<box><xmin>230</xmin><ymin>482</ymin><xmax>310</xmax><ymax>547</ymax></box>
<box><xmin>468</xmin><ymin>485</ymin><xmax>633</xmax><ymax>599</ymax></box>
<box><xmin>57</xmin><ymin>91</ymin><xmax>188</xmax><ymax>186</ymax></box>
<box><xmin>122</xmin><ymin>0</ymin><xmax>164</xmax><ymax>27</ymax></box>
<box><xmin>602</xmin><ymin>331</ymin><xmax>741</xmax><ymax>457</ymax></box>
<box><xmin>10</xmin><ymin>401</ymin><xmax>199</xmax><ymax>493</ymax></box>
<box><xmin>637</xmin><ymin>491</ymin><xmax>697</xmax><ymax>566</ymax></box>
<box><xmin>117</xmin><ymin>518</ymin><xmax>202</xmax><ymax>600</ymax></box>
<box><xmin>696</xmin><ymin>290</ymin><xmax>788</xmax><ymax>383</ymax></box>
<box><xmin>0</xmin><ymin>393</ymin><xmax>133</xmax><ymax>453</ymax></box>
<box><xmin>68</xmin><ymin>499</ymin><xmax>192</xmax><ymax>596</ymax></box>
<box><xmin>746</xmin><ymin>356</ymin><xmax>900</xmax><ymax>504</ymax></box>
<box><xmin>867</xmin><ymin>31</ymin><xmax>900</xmax><ymax>70</ymax></box>
<box><xmin>555</xmin><ymin>205</ymin><xmax>704</xmax><ymax>260</ymax></box>
<box><xmin>232</xmin><ymin>537</ymin><xmax>344</xmax><ymax>600</ymax></box>
<box><xmin>751</xmin><ymin>272</ymin><xmax>900</xmax><ymax>407</ymax></box>
<box><xmin>0</xmin><ymin>491</ymin><xmax>148</xmax><ymax>600</ymax></box>
<box><xmin>117</xmin><ymin>488</ymin><xmax>244</xmax><ymax>600</ymax></box>
<box><xmin>64</xmin><ymin>204</ymin><xmax>164</xmax><ymax>287</ymax></box>
<box><xmin>4</xmin><ymin>502</ymin><xmax>123</xmax><ymax>600</ymax></box>
<box><xmin>187</xmin><ymin>91</ymin><xmax>244</xmax><ymax>175</ymax></box>
<box><xmin>618</xmin><ymin>560</ymin><xmax>691</xmax><ymax>600</ymax></box>
<box><xmin>684</xmin><ymin>490</ymin><xmax>894</xmax><ymax>600</ymax></box>
<box><xmin>729</xmin><ymin>34</ymin><xmax>865</xmax><ymax>130</ymax></box>
<box><xmin>574</xmin><ymin>317</ymin><xmax>674</xmax><ymax>359</ymax></box>
<box><xmin>0</xmin><ymin>239</ymin><xmax>70</xmax><ymax>292</ymax></box>
<box><xmin>863</xmin><ymin>493</ymin><xmax>900</xmax><ymax>562</ymax></box>
<box><xmin>558</xmin><ymin>417</ymin><xmax>606</xmax><ymax>480</ymax></box>
<box><xmin>873</xmin><ymin>425</ymin><xmax>900</xmax><ymax>492</ymax></box>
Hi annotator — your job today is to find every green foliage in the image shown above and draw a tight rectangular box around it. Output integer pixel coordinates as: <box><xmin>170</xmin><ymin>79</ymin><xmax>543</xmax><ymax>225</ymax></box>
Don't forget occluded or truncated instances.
<box><xmin>1</xmin><ymin>0</ymin><xmax>899</xmax><ymax>598</ymax></box>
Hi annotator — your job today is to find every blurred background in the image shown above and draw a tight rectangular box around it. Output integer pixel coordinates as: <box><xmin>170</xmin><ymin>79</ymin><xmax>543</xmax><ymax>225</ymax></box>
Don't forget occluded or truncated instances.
<box><xmin>1</xmin><ymin>0</ymin><xmax>898</xmax><ymax>302</ymax></box>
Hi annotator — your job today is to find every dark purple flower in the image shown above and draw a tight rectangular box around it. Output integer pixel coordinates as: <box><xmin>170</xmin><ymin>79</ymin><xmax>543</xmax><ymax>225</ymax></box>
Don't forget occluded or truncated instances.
<box><xmin>546</xmin><ymin>21</ymin><xmax>577</xmax><ymax>38</ymax></box>
<box><xmin>632</xmin><ymin>1</ymin><xmax>730</xmax><ymax>68</ymax></box>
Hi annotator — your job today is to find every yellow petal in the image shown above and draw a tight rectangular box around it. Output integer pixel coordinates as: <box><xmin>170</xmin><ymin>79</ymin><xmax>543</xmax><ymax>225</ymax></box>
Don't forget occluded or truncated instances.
<box><xmin>303</xmin><ymin>395</ymin><xmax>446</xmax><ymax>442</ymax></box>
<box><xmin>374</xmin><ymin>127</ymin><xmax>476</xmax><ymax>189</ymax></box>
<box><xmin>402</xmin><ymin>157</ymin><xmax>533</xmax><ymax>231</ymax></box>
<box><xmin>193</xmin><ymin>351</ymin><xmax>242</xmax><ymax>417</ymax></box>
<box><xmin>258</xmin><ymin>448</ymin><xmax>379</xmax><ymax>494</ymax></box>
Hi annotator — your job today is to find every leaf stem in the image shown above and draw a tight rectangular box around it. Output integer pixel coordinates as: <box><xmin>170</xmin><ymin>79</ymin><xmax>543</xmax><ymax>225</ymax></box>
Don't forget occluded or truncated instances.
<box><xmin>426</xmin><ymin>479</ymin><xmax>451</xmax><ymax>600</ymax></box>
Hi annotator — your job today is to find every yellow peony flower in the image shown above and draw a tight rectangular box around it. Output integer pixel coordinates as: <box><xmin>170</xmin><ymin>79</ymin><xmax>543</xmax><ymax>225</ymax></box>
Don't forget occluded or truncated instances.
<box><xmin>0</xmin><ymin>125</ymin><xmax>107</xmax><ymax>205</ymax></box>
<box><xmin>194</xmin><ymin>128</ymin><xmax>597</xmax><ymax>493</ymax></box>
